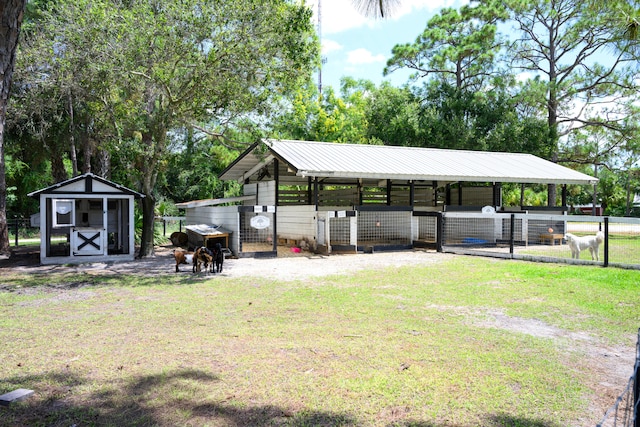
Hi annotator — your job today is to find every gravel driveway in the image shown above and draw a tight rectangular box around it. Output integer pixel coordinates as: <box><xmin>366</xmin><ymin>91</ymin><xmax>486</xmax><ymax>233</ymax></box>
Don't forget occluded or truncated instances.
<box><xmin>1</xmin><ymin>245</ymin><xmax>453</xmax><ymax>279</ymax></box>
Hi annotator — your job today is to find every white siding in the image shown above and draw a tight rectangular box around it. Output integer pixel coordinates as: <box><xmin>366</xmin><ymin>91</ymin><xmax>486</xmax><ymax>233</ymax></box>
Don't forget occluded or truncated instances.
<box><xmin>243</xmin><ymin>181</ymin><xmax>276</xmax><ymax>206</ymax></box>
<box><xmin>277</xmin><ymin>205</ymin><xmax>317</xmax><ymax>245</ymax></box>
<box><xmin>185</xmin><ymin>206</ymin><xmax>240</xmax><ymax>254</ymax></box>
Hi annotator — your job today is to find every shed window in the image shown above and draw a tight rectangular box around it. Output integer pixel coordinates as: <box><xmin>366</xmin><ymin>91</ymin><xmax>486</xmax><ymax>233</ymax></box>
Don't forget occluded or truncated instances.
<box><xmin>53</xmin><ymin>199</ymin><xmax>75</xmax><ymax>227</ymax></box>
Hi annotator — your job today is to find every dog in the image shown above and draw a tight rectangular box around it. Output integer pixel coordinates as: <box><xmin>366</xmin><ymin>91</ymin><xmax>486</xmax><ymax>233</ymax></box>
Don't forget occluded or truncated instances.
<box><xmin>193</xmin><ymin>246</ymin><xmax>214</xmax><ymax>273</ymax></box>
<box><xmin>212</xmin><ymin>242</ymin><xmax>224</xmax><ymax>273</ymax></box>
<box><xmin>564</xmin><ymin>231</ymin><xmax>604</xmax><ymax>261</ymax></box>
<box><xmin>174</xmin><ymin>249</ymin><xmax>193</xmax><ymax>272</ymax></box>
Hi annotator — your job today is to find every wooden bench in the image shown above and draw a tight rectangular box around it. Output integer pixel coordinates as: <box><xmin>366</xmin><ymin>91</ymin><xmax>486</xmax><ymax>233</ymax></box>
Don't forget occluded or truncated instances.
<box><xmin>539</xmin><ymin>233</ymin><xmax>564</xmax><ymax>245</ymax></box>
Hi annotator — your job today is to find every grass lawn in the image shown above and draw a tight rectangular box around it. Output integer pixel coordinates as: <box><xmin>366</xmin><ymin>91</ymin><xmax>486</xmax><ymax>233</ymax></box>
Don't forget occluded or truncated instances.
<box><xmin>0</xmin><ymin>256</ymin><xmax>638</xmax><ymax>426</ymax></box>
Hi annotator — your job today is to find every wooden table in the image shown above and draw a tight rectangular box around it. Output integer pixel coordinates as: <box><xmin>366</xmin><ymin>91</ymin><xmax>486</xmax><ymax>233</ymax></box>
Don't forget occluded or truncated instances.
<box><xmin>539</xmin><ymin>233</ymin><xmax>563</xmax><ymax>245</ymax></box>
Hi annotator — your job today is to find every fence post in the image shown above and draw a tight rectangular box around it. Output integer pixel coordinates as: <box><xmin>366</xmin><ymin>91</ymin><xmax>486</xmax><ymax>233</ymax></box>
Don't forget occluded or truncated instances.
<box><xmin>604</xmin><ymin>217</ymin><xmax>609</xmax><ymax>268</ymax></box>
<box><xmin>509</xmin><ymin>214</ymin><xmax>515</xmax><ymax>255</ymax></box>
<box><xmin>13</xmin><ymin>216</ymin><xmax>19</xmax><ymax>247</ymax></box>
<box><xmin>634</xmin><ymin>328</ymin><xmax>639</xmax><ymax>427</ymax></box>
<box><xmin>436</xmin><ymin>212</ymin><xmax>444</xmax><ymax>252</ymax></box>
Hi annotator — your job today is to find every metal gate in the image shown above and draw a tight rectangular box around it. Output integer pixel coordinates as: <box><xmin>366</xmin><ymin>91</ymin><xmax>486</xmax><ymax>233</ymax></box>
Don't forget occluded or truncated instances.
<box><xmin>238</xmin><ymin>206</ymin><xmax>277</xmax><ymax>258</ymax></box>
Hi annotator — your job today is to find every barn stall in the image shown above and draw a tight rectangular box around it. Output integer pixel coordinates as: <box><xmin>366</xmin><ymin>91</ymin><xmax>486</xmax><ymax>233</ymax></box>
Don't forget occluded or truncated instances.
<box><xmin>180</xmin><ymin>139</ymin><xmax>597</xmax><ymax>256</ymax></box>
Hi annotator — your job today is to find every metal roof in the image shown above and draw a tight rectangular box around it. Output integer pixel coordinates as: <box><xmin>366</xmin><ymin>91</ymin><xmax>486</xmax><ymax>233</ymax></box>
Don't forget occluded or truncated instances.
<box><xmin>175</xmin><ymin>195</ymin><xmax>256</xmax><ymax>209</ymax></box>
<box><xmin>220</xmin><ymin>139</ymin><xmax>598</xmax><ymax>185</ymax></box>
<box><xmin>28</xmin><ymin>173</ymin><xmax>144</xmax><ymax>198</ymax></box>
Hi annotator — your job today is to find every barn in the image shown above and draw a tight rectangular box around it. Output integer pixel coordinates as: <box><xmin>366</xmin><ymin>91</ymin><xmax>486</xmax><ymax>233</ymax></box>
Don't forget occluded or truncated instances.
<box><xmin>180</xmin><ymin>139</ymin><xmax>598</xmax><ymax>257</ymax></box>
<box><xmin>28</xmin><ymin>173</ymin><xmax>143</xmax><ymax>265</ymax></box>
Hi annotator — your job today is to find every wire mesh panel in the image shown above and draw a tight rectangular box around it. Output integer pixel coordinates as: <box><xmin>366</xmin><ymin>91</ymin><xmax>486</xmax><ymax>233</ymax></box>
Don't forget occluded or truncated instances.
<box><xmin>238</xmin><ymin>206</ymin><xmax>276</xmax><ymax>257</ymax></box>
<box><xmin>605</xmin><ymin>217</ymin><xmax>640</xmax><ymax>267</ymax></box>
<box><xmin>500</xmin><ymin>215</ymin><xmax>527</xmax><ymax>246</ymax></box>
<box><xmin>596</xmin><ymin>328</ymin><xmax>639</xmax><ymax>427</ymax></box>
<box><xmin>356</xmin><ymin>207</ymin><xmax>412</xmax><ymax>250</ymax></box>
<box><xmin>319</xmin><ymin>210</ymin><xmax>357</xmax><ymax>253</ymax></box>
<box><xmin>416</xmin><ymin>214</ymin><xmax>438</xmax><ymax>243</ymax></box>
<box><xmin>442</xmin><ymin>213</ymin><xmax>505</xmax><ymax>248</ymax></box>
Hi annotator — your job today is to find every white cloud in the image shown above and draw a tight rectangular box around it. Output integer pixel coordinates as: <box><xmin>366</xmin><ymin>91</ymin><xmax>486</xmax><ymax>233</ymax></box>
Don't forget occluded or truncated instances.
<box><xmin>310</xmin><ymin>0</ymin><xmax>469</xmax><ymax>34</ymax></box>
<box><xmin>322</xmin><ymin>39</ymin><xmax>343</xmax><ymax>55</ymax></box>
<box><xmin>346</xmin><ymin>48</ymin><xmax>386</xmax><ymax>65</ymax></box>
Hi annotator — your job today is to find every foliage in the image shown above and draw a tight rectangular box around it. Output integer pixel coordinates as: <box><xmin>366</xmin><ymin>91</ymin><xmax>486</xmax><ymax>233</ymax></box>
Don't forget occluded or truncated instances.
<box><xmin>13</xmin><ymin>0</ymin><xmax>319</xmax><ymax>256</ymax></box>
<box><xmin>385</xmin><ymin>1</ymin><xmax>509</xmax><ymax>91</ymax></box>
<box><xmin>271</xmin><ymin>78</ymin><xmax>369</xmax><ymax>143</ymax></box>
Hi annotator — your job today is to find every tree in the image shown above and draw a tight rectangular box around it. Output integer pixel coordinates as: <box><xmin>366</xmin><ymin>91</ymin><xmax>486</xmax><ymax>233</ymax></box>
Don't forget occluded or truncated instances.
<box><xmin>507</xmin><ymin>0</ymin><xmax>640</xmax><ymax>205</ymax></box>
<box><xmin>0</xmin><ymin>0</ymin><xmax>27</xmax><ymax>257</ymax></box>
<box><xmin>272</xmin><ymin>77</ymin><xmax>370</xmax><ymax>143</ymax></box>
<box><xmin>364</xmin><ymin>82</ymin><xmax>424</xmax><ymax>147</ymax></box>
<box><xmin>351</xmin><ymin>0</ymin><xmax>400</xmax><ymax>18</ymax></box>
<box><xmin>20</xmin><ymin>0</ymin><xmax>319</xmax><ymax>257</ymax></box>
<box><xmin>384</xmin><ymin>2</ymin><xmax>508</xmax><ymax>91</ymax></box>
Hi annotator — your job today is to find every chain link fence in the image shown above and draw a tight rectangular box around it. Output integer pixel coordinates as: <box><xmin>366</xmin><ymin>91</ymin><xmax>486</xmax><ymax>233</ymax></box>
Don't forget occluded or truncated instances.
<box><xmin>596</xmin><ymin>328</ymin><xmax>639</xmax><ymax>427</ymax></box>
<box><xmin>438</xmin><ymin>213</ymin><xmax>640</xmax><ymax>269</ymax></box>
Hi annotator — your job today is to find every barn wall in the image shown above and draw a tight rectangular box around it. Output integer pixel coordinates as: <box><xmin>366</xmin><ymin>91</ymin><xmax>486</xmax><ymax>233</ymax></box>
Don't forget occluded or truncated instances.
<box><xmin>185</xmin><ymin>206</ymin><xmax>240</xmax><ymax>254</ymax></box>
<box><xmin>243</xmin><ymin>181</ymin><xmax>276</xmax><ymax>206</ymax></box>
<box><xmin>450</xmin><ymin>186</ymin><xmax>494</xmax><ymax>206</ymax></box>
<box><xmin>276</xmin><ymin>205</ymin><xmax>317</xmax><ymax>247</ymax></box>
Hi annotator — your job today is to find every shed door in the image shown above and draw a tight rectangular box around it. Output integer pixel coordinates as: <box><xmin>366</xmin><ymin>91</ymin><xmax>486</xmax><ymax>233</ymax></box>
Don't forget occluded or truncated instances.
<box><xmin>72</xmin><ymin>228</ymin><xmax>106</xmax><ymax>256</ymax></box>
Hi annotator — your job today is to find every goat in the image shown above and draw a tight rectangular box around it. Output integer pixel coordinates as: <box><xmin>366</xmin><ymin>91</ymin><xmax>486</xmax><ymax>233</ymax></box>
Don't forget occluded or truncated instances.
<box><xmin>193</xmin><ymin>246</ymin><xmax>214</xmax><ymax>273</ymax></box>
<box><xmin>213</xmin><ymin>242</ymin><xmax>224</xmax><ymax>273</ymax></box>
<box><xmin>174</xmin><ymin>249</ymin><xmax>193</xmax><ymax>273</ymax></box>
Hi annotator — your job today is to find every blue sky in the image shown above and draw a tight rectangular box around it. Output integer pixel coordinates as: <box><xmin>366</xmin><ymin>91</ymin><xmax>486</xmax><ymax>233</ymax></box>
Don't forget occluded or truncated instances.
<box><xmin>310</xmin><ymin>0</ymin><xmax>468</xmax><ymax>92</ymax></box>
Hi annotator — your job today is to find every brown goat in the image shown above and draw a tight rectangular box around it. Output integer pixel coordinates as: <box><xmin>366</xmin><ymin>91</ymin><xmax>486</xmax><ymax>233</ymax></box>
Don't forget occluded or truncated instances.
<box><xmin>174</xmin><ymin>249</ymin><xmax>193</xmax><ymax>272</ymax></box>
<box><xmin>193</xmin><ymin>246</ymin><xmax>214</xmax><ymax>273</ymax></box>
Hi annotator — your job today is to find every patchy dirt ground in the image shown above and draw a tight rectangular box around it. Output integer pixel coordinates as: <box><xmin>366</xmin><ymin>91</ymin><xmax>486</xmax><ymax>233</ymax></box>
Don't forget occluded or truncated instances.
<box><xmin>1</xmin><ymin>244</ymin><xmax>637</xmax><ymax>424</ymax></box>
<box><xmin>0</xmin><ymin>244</ymin><xmax>454</xmax><ymax>280</ymax></box>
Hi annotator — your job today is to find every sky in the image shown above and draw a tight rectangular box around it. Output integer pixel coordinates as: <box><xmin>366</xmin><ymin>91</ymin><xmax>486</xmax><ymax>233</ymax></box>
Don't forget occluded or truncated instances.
<box><xmin>308</xmin><ymin>0</ymin><xmax>468</xmax><ymax>93</ymax></box>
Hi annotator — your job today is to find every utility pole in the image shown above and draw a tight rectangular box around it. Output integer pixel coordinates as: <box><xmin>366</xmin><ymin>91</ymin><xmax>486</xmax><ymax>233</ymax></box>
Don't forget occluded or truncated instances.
<box><xmin>317</xmin><ymin>0</ymin><xmax>327</xmax><ymax>98</ymax></box>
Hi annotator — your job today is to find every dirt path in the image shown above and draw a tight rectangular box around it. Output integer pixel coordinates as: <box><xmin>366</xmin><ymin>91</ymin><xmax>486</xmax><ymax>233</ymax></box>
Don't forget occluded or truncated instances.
<box><xmin>0</xmin><ymin>245</ymin><xmax>454</xmax><ymax>279</ymax></box>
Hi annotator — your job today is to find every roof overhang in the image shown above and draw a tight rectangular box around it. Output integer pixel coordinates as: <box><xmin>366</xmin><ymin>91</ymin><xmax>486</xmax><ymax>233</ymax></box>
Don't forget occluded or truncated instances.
<box><xmin>176</xmin><ymin>195</ymin><xmax>256</xmax><ymax>209</ymax></box>
<box><xmin>220</xmin><ymin>139</ymin><xmax>598</xmax><ymax>186</ymax></box>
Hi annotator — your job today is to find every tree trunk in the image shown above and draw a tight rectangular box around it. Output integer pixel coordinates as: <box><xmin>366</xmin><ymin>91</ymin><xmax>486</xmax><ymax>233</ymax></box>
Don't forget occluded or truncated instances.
<box><xmin>68</xmin><ymin>94</ymin><xmax>78</xmax><ymax>176</ymax></box>
<box><xmin>136</xmin><ymin>128</ymin><xmax>162</xmax><ymax>258</ymax></box>
<box><xmin>0</xmin><ymin>0</ymin><xmax>27</xmax><ymax>257</ymax></box>
<box><xmin>51</xmin><ymin>152</ymin><xmax>68</xmax><ymax>183</ymax></box>
<box><xmin>138</xmin><ymin>193</ymin><xmax>156</xmax><ymax>258</ymax></box>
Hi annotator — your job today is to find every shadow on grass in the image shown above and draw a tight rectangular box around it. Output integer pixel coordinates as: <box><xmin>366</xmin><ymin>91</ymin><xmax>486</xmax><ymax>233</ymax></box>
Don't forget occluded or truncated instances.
<box><xmin>483</xmin><ymin>413</ymin><xmax>563</xmax><ymax>427</ymax></box>
<box><xmin>388</xmin><ymin>413</ymin><xmax>562</xmax><ymax>427</ymax></box>
<box><xmin>0</xmin><ymin>368</ymin><xmax>357</xmax><ymax>426</ymax></box>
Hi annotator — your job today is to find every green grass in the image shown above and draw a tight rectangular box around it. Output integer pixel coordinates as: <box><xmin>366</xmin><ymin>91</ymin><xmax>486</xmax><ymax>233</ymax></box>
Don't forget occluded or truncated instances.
<box><xmin>0</xmin><ymin>256</ymin><xmax>638</xmax><ymax>426</ymax></box>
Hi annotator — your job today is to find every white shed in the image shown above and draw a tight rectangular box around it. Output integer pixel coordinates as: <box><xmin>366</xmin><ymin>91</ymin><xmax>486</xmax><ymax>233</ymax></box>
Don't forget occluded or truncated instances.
<box><xmin>28</xmin><ymin>173</ymin><xmax>143</xmax><ymax>265</ymax></box>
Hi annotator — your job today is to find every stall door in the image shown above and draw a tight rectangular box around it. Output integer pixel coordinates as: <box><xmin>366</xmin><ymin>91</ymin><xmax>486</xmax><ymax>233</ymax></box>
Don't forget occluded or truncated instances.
<box><xmin>72</xmin><ymin>228</ymin><xmax>106</xmax><ymax>256</ymax></box>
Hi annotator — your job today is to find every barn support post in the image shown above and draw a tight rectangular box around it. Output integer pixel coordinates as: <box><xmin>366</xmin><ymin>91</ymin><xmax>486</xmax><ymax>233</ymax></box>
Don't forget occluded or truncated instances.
<box><xmin>492</xmin><ymin>182</ymin><xmax>501</xmax><ymax>207</ymax></box>
<box><xmin>313</xmin><ymin>177</ymin><xmax>319</xmax><ymax>209</ymax></box>
<box><xmin>445</xmin><ymin>184</ymin><xmax>451</xmax><ymax>206</ymax></box>
<box><xmin>520</xmin><ymin>183</ymin><xmax>525</xmax><ymax>208</ymax></box>
<box><xmin>432</xmin><ymin>181</ymin><xmax>438</xmax><ymax>207</ymax></box>
<box><xmin>274</xmin><ymin>159</ymin><xmax>279</xmax><ymax>206</ymax></box>
<box><xmin>458</xmin><ymin>182</ymin><xmax>463</xmax><ymax>205</ymax></box>
<box><xmin>561</xmin><ymin>184</ymin><xmax>567</xmax><ymax>209</ymax></box>
<box><xmin>386</xmin><ymin>179</ymin><xmax>392</xmax><ymax>206</ymax></box>
<box><xmin>409</xmin><ymin>181</ymin><xmax>415</xmax><ymax>207</ymax></box>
